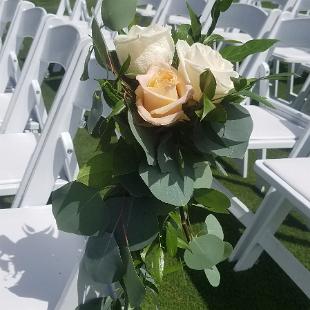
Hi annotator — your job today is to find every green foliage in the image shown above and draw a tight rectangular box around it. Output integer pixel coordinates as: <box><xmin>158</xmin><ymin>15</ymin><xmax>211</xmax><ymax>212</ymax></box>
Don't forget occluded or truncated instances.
<box><xmin>220</xmin><ymin>39</ymin><xmax>278</xmax><ymax>63</ymax></box>
<box><xmin>92</xmin><ymin>18</ymin><xmax>109</xmax><ymax>69</ymax></box>
<box><xmin>82</xmin><ymin>234</ymin><xmax>125</xmax><ymax>284</ymax></box>
<box><xmin>52</xmin><ymin>182</ymin><xmax>106</xmax><ymax>236</ymax></box>
<box><xmin>193</xmin><ymin>188</ymin><xmax>230</xmax><ymax>214</ymax></box>
<box><xmin>193</xmin><ymin>161</ymin><xmax>213</xmax><ymax>189</ymax></box>
<box><xmin>186</xmin><ymin>1</ymin><xmax>202</xmax><ymax>42</ymax></box>
<box><xmin>102</xmin><ymin>0</ymin><xmax>137</xmax><ymax>31</ymax></box>
<box><xmin>88</xmin><ymin>90</ymin><xmax>103</xmax><ymax>134</ymax></box>
<box><xmin>166</xmin><ymin>222</ymin><xmax>178</xmax><ymax>257</ymax></box>
<box><xmin>207</xmin><ymin>0</ymin><xmax>234</xmax><ymax>36</ymax></box>
<box><xmin>184</xmin><ymin>234</ymin><xmax>225</xmax><ymax>270</ymax></box>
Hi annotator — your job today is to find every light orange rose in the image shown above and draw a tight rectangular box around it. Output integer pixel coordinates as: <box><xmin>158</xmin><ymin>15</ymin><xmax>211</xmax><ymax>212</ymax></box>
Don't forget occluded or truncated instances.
<box><xmin>135</xmin><ymin>65</ymin><xmax>193</xmax><ymax>126</ymax></box>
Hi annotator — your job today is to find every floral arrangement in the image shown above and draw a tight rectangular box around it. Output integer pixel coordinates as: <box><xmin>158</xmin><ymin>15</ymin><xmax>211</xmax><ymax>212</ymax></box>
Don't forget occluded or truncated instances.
<box><xmin>51</xmin><ymin>0</ymin><xmax>284</xmax><ymax>308</ymax></box>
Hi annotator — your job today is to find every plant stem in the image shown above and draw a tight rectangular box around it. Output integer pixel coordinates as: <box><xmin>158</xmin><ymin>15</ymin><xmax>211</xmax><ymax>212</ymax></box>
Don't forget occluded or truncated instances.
<box><xmin>179</xmin><ymin>207</ymin><xmax>191</xmax><ymax>243</ymax></box>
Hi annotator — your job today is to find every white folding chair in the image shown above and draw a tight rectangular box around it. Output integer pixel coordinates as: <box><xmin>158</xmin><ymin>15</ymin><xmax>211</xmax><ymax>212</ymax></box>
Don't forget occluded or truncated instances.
<box><xmin>202</xmin><ymin>4</ymin><xmax>280</xmax><ymax>45</ymax></box>
<box><xmin>0</xmin><ymin>17</ymin><xmax>89</xmax><ymax>197</ymax></box>
<box><xmin>137</xmin><ymin>0</ymin><xmax>168</xmax><ymax>24</ymax></box>
<box><xmin>0</xmin><ymin>2</ymin><xmax>46</xmax><ymax>128</ymax></box>
<box><xmin>230</xmin><ymin>124</ymin><xmax>310</xmax><ymax>298</ymax></box>
<box><xmin>0</xmin><ymin>43</ymin><xmax>113</xmax><ymax>309</ymax></box>
<box><xmin>233</xmin><ymin>14</ymin><xmax>310</xmax><ymax>178</ymax></box>
<box><xmin>156</xmin><ymin>0</ymin><xmax>213</xmax><ymax>26</ymax></box>
<box><xmin>0</xmin><ymin>0</ymin><xmax>21</xmax><ymax>50</ymax></box>
<box><xmin>244</xmin><ymin>0</ymin><xmax>298</xmax><ymax>11</ymax></box>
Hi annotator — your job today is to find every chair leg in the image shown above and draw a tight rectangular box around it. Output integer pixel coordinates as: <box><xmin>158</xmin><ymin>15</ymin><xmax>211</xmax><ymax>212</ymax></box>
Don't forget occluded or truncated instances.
<box><xmin>230</xmin><ymin>189</ymin><xmax>283</xmax><ymax>262</ymax></box>
<box><xmin>232</xmin><ymin>192</ymin><xmax>292</xmax><ymax>271</ymax></box>
<box><xmin>234</xmin><ymin>149</ymin><xmax>249</xmax><ymax>178</ymax></box>
<box><xmin>255</xmin><ymin>149</ymin><xmax>269</xmax><ymax>192</ymax></box>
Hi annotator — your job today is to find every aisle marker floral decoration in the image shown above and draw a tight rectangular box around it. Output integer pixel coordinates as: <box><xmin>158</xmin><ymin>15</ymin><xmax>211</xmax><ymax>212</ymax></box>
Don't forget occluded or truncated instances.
<box><xmin>52</xmin><ymin>0</ymin><xmax>287</xmax><ymax>308</ymax></box>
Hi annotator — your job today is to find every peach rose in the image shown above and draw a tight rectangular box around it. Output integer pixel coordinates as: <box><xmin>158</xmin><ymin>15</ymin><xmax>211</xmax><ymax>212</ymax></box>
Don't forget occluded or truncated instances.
<box><xmin>135</xmin><ymin>65</ymin><xmax>193</xmax><ymax>126</ymax></box>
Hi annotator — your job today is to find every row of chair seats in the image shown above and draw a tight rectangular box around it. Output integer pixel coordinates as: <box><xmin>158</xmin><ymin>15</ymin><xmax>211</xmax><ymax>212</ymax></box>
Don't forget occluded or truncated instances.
<box><xmin>0</xmin><ymin>0</ymin><xmax>114</xmax><ymax>308</ymax></box>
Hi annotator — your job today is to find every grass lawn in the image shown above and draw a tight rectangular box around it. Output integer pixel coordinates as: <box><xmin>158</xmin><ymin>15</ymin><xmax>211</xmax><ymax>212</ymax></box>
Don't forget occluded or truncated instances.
<box><xmin>10</xmin><ymin>1</ymin><xmax>310</xmax><ymax>308</ymax></box>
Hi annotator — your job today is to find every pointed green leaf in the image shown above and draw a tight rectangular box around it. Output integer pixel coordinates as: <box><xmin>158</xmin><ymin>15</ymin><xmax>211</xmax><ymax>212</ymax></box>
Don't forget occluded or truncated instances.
<box><xmin>194</xmin><ymin>188</ymin><xmax>230</xmax><ymax>214</ymax></box>
<box><xmin>186</xmin><ymin>1</ymin><xmax>202</xmax><ymax>41</ymax></box>
<box><xmin>193</xmin><ymin>161</ymin><xmax>213</xmax><ymax>189</ymax></box>
<box><xmin>239</xmin><ymin>89</ymin><xmax>274</xmax><ymax>108</ymax></box>
<box><xmin>166</xmin><ymin>222</ymin><xmax>178</xmax><ymax>257</ymax></box>
<box><xmin>80</xmin><ymin>47</ymin><xmax>93</xmax><ymax>81</ymax></box>
<box><xmin>220</xmin><ymin>39</ymin><xmax>278</xmax><ymax>63</ymax></box>
<box><xmin>88</xmin><ymin>90</ymin><xmax>103</xmax><ymax>134</ymax></box>
<box><xmin>202</xmin><ymin>94</ymin><xmax>216</xmax><ymax>120</ymax></box>
<box><xmin>92</xmin><ymin>18</ymin><xmax>109</xmax><ymax>69</ymax></box>
<box><xmin>200</xmin><ymin>69</ymin><xmax>217</xmax><ymax>99</ymax></box>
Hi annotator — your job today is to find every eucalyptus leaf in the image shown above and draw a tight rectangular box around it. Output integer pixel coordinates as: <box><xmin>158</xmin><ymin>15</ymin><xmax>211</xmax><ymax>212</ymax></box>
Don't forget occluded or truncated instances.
<box><xmin>139</xmin><ymin>159</ymin><xmax>194</xmax><ymax>207</ymax></box>
<box><xmin>82</xmin><ymin>234</ymin><xmax>125</xmax><ymax>284</ymax></box>
<box><xmin>102</xmin><ymin>0</ymin><xmax>137</xmax><ymax>31</ymax></box>
<box><xmin>205</xmin><ymin>214</ymin><xmax>224</xmax><ymax>240</ymax></box>
<box><xmin>52</xmin><ymin>182</ymin><xmax>106</xmax><ymax>235</ymax></box>
<box><xmin>184</xmin><ymin>234</ymin><xmax>225</xmax><ymax>270</ymax></box>
<box><xmin>113</xmin><ymin>139</ymin><xmax>138</xmax><ymax>176</ymax></box>
<box><xmin>75</xmin><ymin>298</ymin><xmax>104</xmax><ymax>310</ymax></box>
<box><xmin>194</xmin><ymin>188</ymin><xmax>230</xmax><ymax>214</ymax></box>
<box><xmin>220</xmin><ymin>39</ymin><xmax>278</xmax><ymax>63</ymax></box>
<box><xmin>119</xmin><ymin>172</ymin><xmax>151</xmax><ymax>197</ymax></box>
<box><xmin>128</xmin><ymin>111</ymin><xmax>157</xmax><ymax>166</ymax></box>
<box><xmin>193</xmin><ymin>161</ymin><xmax>213</xmax><ymax>189</ymax></box>
<box><xmin>222</xmin><ymin>241</ymin><xmax>233</xmax><ymax>261</ymax></box>
<box><xmin>204</xmin><ymin>266</ymin><xmax>220</xmax><ymax>287</ymax></box>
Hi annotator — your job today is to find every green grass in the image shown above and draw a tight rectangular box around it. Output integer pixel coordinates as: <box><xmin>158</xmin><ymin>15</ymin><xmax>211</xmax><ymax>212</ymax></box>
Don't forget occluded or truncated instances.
<box><xmin>10</xmin><ymin>1</ymin><xmax>310</xmax><ymax>308</ymax></box>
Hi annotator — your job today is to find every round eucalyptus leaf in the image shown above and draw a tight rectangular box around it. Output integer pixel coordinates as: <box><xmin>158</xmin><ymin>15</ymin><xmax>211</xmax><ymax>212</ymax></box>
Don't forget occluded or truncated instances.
<box><xmin>204</xmin><ymin>266</ymin><xmax>220</xmax><ymax>287</ymax></box>
<box><xmin>184</xmin><ymin>235</ymin><xmax>225</xmax><ymax>270</ymax></box>
<box><xmin>205</xmin><ymin>214</ymin><xmax>224</xmax><ymax>240</ymax></box>
<box><xmin>83</xmin><ymin>234</ymin><xmax>125</xmax><ymax>284</ymax></box>
<box><xmin>102</xmin><ymin>0</ymin><xmax>137</xmax><ymax>31</ymax></box>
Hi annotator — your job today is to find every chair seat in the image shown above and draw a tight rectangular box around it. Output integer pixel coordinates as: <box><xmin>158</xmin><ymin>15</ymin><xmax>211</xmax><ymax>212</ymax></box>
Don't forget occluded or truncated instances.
<box><xmin>0</xmin><ymin>93</ymin><xmax>13</xmax><ymax>125</ymax></box>
<box><xmin>0</xmin><ymin>133</ymin><xmax>38</xmax><ymax>195</ymax></box>
<box><xmin>168</xmin><ymin>15</ymin><xmax>190</xmax><ymax>25</ymax></box>
<box><xmin>214</xmin><ymin>29</ymin><xmax>253</xmax><ymax>44</ymax></box>
<box><xmin>273</xmin><ymin>47</ymin><xmax>310</xmax><ymax>63</ymax></box>
<box><xmin>0</xmin><ymin>205</ymin><xmax>85</xmax><ymax>310</ymax></box>
<box><xmin>260</xmin><ymin>158</ymin><xmax>310</xmax><ymax>202</ymax></box>
<box><xmin>245</xmin><ymin>106</ymin><xmax>304</xmax><ymax>147</ymax></box>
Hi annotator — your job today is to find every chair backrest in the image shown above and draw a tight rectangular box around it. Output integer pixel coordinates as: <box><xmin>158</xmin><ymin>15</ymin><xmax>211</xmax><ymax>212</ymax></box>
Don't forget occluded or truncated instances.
<box><xmin>12</xmin><ymin>48</ymin><xmax>112</xmax><ymax>209</ymax></box>
<box><xmin>204</xmin><ymin>4</ymin><xmax>278</xmax><ymax>39</ymax></box>
<box><xmin>156</xmin><ymin>0</ymin><xmax>209</xmax><ymax>25</ymax></box>
<box><xmin>56</xmin><ymin>0</ymin><xmax>73</xmax><ymax>16</ymax></box>
<box><xmin>291</xmin><ymin>0</ymin><xmax>310</xmax><ymax>16</ymax></box>
<box><xmin>239</xmin><ymin>12</ymin><xmax>310</xmax><ymax>78</ymax></box>
<box><xmin>0</xmin><ymin>0</ymin><xmax>21</xmax><ymax>47</ymax></box>
<box><xmin>0</xmin><ymin>16</ymin><xmax>89</xmax><ymax>134</ymax></box>
<box><xmin>0</xmin><ymin>2</ymin><xmax>46</xmax><ymax>93</ymax></box>
<box><xmin>246</xmin><ymin>0</ymin><xmax>297</xmax><ymax>10</ymax></box>
<box><xmin>290</xmin><ymin>122</ymin><xmax>310</xmax><ymax>157</ymax></box>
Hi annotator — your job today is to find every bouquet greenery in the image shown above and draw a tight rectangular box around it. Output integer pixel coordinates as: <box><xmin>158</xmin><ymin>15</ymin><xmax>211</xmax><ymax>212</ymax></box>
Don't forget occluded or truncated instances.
<box><xmin>52</xmin><ymin>0</ymin><xmax>284</xmax><ymax>308</ymax></box>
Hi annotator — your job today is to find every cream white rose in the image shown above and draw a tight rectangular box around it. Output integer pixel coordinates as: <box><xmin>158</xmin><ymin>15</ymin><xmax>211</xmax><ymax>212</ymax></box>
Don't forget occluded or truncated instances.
<box><xmin>114</xmin><ymin>25</ymin><xmax>175</xmax><ymax>76</ymax></box>
<box><xmin>176</xmin><ymin>40</ymin><xmax>239</xmax><ymax>102</ymax></box>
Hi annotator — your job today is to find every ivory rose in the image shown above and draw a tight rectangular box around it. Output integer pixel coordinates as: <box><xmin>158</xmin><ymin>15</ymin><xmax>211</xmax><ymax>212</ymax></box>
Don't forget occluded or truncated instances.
<box><xmin>135</xmin><ymin>65</ymin><xmax>193</xmax><ymax>126</ymax></box>
<box><xmin>114</xmin><ymin>25</ymin><xmax>175</xmax><ymax>75</ymax></box>
<box><xmin>176</xmin><ymin>40</ymin><xmax>239</xmax><ymax>101</ymax></box>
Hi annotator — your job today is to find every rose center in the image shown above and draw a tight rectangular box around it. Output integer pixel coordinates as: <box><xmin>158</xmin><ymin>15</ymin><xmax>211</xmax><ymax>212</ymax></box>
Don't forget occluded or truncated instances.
<box><xmin>147</xmin><ymin>69</ymin><xmax>178</xmax><ymax>89</ymax></box>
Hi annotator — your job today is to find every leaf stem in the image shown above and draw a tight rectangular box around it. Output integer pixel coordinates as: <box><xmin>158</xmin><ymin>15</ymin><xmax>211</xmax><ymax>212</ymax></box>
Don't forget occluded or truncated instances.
<box><xmin>179</xmin><ymin>207</ymin><xmax>191</xmax><ymax>242</ymax></box>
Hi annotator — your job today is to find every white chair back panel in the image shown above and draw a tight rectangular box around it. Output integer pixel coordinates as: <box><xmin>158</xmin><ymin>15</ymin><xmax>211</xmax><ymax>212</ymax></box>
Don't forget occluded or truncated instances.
<box><xmin>0</xmin><ymin>206</ymin><xmax>85</xmax><ymax>310</ymax></box>
<box><xmin>1</xmin><ymin>17</ymin><xmax>87</xmax><ymax>134</ymax></box>
<box><xmin>212</xmin><ymin>4</ymin><xmax>269</xmax><ymax>38</ymax></box>
<box><xmin>57</xmin><ymin>0</ymin><xmax>73</xmax><ymax>16</ymax></box>
<box><xmin>11</xmin><ymin>41</ymin><xmax>104</xmax><ymax>208</ymax></box>
<box><xmin>0</xmin><ymin>4</ymin><xmax>46</xmax><ymax>93</ymax></box>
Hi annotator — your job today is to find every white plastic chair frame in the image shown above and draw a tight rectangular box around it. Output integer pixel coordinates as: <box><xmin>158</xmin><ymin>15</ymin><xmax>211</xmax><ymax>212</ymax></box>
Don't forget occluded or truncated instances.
<box><xmin>0</xmin><ymin>17</ymin><xmax>89</xmax><ymax>197</ymax></box>
<box><xmin>229</xmin><ymin>124</ymin><xmax>310</xmax><ymax>298</ymax></box>
<box><xmin>0</xmin><ymin>0</ymin><xmax>20</xmax><ymax>50</ymax></box>
<box><xmin>0</xmin><ymin>2</ymin><xmax>46</xmax><ymax>96</ymax></box>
